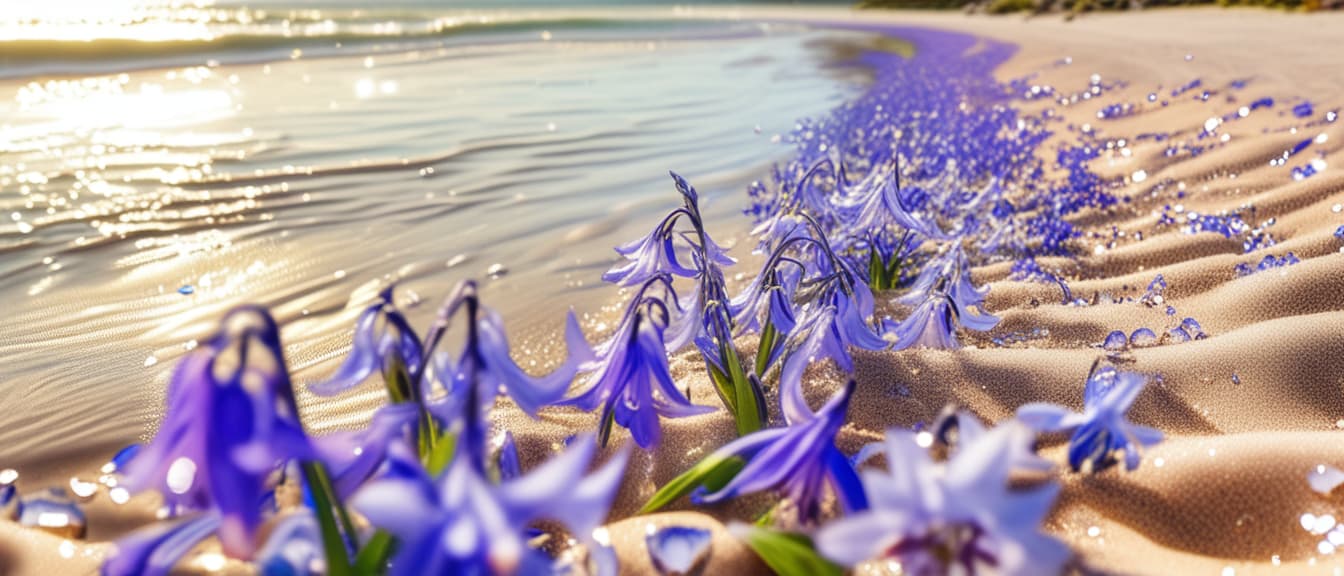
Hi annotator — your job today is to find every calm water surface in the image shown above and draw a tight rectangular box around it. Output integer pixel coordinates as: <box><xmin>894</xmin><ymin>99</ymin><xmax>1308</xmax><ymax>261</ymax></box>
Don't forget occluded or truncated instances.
<box><xmin>0</xmin><ymin>4</ymin><xmax>884</xmax><ymax>474</ymax></box>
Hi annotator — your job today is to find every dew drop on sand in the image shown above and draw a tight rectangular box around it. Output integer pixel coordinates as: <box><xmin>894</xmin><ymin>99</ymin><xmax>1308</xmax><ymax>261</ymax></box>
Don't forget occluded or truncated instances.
<box><xmin>1102</xmin><ymin>330</ymin><xmax>1128</xmax><ymax>351</ymax></box>
<box><xmin>1130</xmin><ymin>328</ymin><xmax>1158</xmax><ymax>347</ymax></box>
<box><xmin>487</xmin><ymin>263</ymin><xmax>508</xmax><ymax>279</ymax></box>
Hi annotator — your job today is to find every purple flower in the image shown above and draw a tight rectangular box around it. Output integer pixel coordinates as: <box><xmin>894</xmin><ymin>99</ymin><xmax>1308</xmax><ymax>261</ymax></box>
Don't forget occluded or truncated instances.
<box><xmin>108</xmin><ymin>307</ymin><xmax>313</xmax><ymax>571</ymax></box>
<box><xmin>815</xmin><ymin>423</ymin><xmax>1069</xmax><ymax>575</ymax></box>
<box><xmin>1016</xmin><ymin>364</ymin><xmax>1163</xmax><ymax>471</ymax></box>
<box><xmin>555</xmin><ymin>278</ymin><xmax>713</xmax><ymax>449</ymax></box>
<box><xmin>314</xmin><ymin>282</ymin><xmax>592</xmax><ymax>471</ymax></box>
<box><xmin>256</xmin><ymin>512</ymin><xmax>324</xmax><ymax>576</ymax></box>
<box><xmin>312</xmin><ymin>403</ymin><xmax>419</xmax><ymax>498</ymax></box>
<box><xmin>897</xmin><ymin>246</ymin><xmax>987</xmax><ymax>310</ymax></box>
<box><xmin>602</xmin><ymin>171</ymin><xmax>734</xmax><ymax>287</ymax></box>
<box><xmin>833</xmin><ymin>158</ymin><xmax>937</xmax><ymax>242</ymax></box>
<box><xmin>309</xmin><ymin>286</ymin><xmax>423</xmax><ymax>397</ymax></box>
<box><xmin>103</xmin><ymin>514</ymin><xmax>224</xmax><ymax>576</ymax></box>
<box><xmin>350</xmin><ymin>434</ymin><xmax>630</xmax><ymax>576</ymax></box>
<box><xmin>888</xmin><ymin>286</ymin><xmax>999</xmax><ymax>350</ymax></box>
<box><xmin>692</xmin><ymin>381</ymin><xmax>868</xmax><ymax>524</ymax></box>
<box><xmin>777</xmin><ymin>291</ymin><xmax>888</xmax><ymax>425</ymax></box>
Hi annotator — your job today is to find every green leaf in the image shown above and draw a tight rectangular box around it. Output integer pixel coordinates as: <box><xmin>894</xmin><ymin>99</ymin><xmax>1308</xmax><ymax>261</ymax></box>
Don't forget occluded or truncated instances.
<box><xmin>639</xmin><ymin>454</ymin><xmax>746</xmax><ymax>514</ymax></box>
<box><xmin>301</xmin><ymin>462</ymin><xmax>353</xmax><ymax>576</ymax></box>
<box><xmin>424</xmin><ymin>430</ymin><xmax>458</xmax><ymax>476</ymax></box>
<box><xmin>721</xmin><ymin>341</ymin><xmax>761</xmax><ymax>436</ymax></box>
<box><xmin>868</xmin><ymin>246</ymin><xmax>886</xmax><ymax>291</ymax></box>
<box><xmin>382</xmin><ymin>357</ymin><xmax>412</xmax><ymax>404</ymax></box>
<box><xmin>755</xmin><ymin>322</ymin><xmax>778</xmax><ymax>377</ymax></box>
<box><xmin>735</xmin><ymin>525</ymin><xmax>843</xmax><ymax>576</ymax></box>
<box><xmin>707</xmin><ymin>363</ymin><xmax>738</xmax><ymax>414</ymax></box>
<box><xmin>353</xmin><ymin>530</ymin><xmax>396</xmax><ymax>575</ymax></box>
<box><xmin>597</xmin><ymin>407</ymin><xmax>617</xmax><ymax>449</ymax></box>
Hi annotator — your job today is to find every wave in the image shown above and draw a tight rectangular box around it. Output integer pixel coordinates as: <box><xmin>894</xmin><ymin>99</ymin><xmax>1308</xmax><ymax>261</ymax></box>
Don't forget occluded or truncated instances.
<box><xmin>0</xmin><ymin>11</ymin><xmax>766</xmax><ymax>80</ymax></box>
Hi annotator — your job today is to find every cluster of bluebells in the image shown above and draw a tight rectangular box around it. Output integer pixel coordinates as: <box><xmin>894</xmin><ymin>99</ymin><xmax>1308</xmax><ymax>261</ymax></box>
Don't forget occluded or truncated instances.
<box><xmin>0</xmin><ymin>24</ymin><xmax>1199</xmax><ymax>576</ymax></box>
<box><xmin>99</xmin><ymin>284</ymin><xmax>631</xmax><ymax>576</ymax></box>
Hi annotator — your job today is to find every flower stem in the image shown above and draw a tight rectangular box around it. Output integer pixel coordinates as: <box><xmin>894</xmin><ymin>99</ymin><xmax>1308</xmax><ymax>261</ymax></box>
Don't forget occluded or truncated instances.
<box><xmin>301</xmin><ymin>461</ymin><xmax>353</xmax><ymax>576</ymax></box>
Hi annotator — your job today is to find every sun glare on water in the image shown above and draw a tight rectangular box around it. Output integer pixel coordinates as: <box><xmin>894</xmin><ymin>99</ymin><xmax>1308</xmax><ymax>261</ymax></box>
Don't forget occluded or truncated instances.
<box><xmin>0</xmin><ymin>0</ymin><xmax>219</xmax><ymax>42</ymax></box>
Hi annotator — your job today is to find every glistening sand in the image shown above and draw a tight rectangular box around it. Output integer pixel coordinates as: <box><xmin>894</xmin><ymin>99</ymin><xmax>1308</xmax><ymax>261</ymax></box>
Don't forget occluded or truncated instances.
<box><xmin>2</xmin><ymin>7</ymin><xmax>1344</xmax><ymax>576</ymax></box>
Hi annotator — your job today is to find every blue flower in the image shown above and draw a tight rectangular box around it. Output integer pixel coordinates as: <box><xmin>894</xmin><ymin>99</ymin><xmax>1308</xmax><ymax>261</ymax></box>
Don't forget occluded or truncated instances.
<box><xmin>109</xmin><ymin>307</ymin><xmax>313</xmax><ymax>571</ymax></box>
<box><xmin>1016</xmin><ymin>364</ymin><xmax>1163</xmax><ymax>471</ymax></box>
<box><xmin>815</xmin><ymin>423</ymin><xmax>1069</xmax><ymax>575</ymax></box>
<box><xmin>350</xmin><ymin>434</ymin><xmax>630</xmax><ymax>576</ymax></box>
<box><xmin>777</xmin><ymin>290</ymin><xmax>887</xmax><ymax>425</ymax></box>
<box><xmin>255</xmin><ymin>512</ymin><xmax>324</xmax><ymax>576</ymax></box>
<box><xmin>692</xmin><ymin>381</ymin><xmax>868</xmax><ymax>524</ymax></box>
<box><xmin>897</xmin><ymin>246</ymin><xmax>987</xmax><ymax>310</ymax></box>
<box><xmin>602</xmin><ymin>171</ymin><xmax>734</xmax><ymax>287</ymax></box>
<box><xmin>426</xmin><ymin>292</ymin><xmax>594</xmax><ymax>462</ymax></box>
<box><xmin>833</xmin><ymin>157</ymin><xmax>938</xmax><ymax>243</ymax></box>
<box><xmin>313</xmin><ymin>282</ymin><xmax>592</xmax><ymax>471</ymax></box>
<box><xmin>312</xmin><ymin>403</ymin><xmax>419</xmax><ymax>498</ymax></box>
<box><xmin>555</xmin><ymin>278</ymin><xmax>713</xmax><ymax>449</ymax></box>
<box><xmin>888</xmin><ymin>284</ymin><xmax>999</xmax><ymax>350</ymax></box>
<box><xmin>309</xmin><ymin>286</ymin><xmax>423</xmax><ymax>397</ymax></box>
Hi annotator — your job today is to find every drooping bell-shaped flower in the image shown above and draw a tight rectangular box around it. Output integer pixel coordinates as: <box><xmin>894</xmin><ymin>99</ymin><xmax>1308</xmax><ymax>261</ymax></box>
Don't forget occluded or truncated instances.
<box><xmin>1016</xmin><ymin>364</ymin><xmax>1163</xmax><ymax>471</ymax></box>
<box><xmin>426</xmin><ymin>281</ymin><xmax>595</xmax><ymax>467</ymax></box>
<box><xmin>255</xmin><ymin>512</ymin><xmax>324</xmax><ymax>576</ymax></box>
<box><xmin>309</xmin><ymin>286</ymin><xmax>423</xmax><ymax>398</ymax></box>
<box><xmin>832</xmin><ymin>157</ymin><xmax>938</xmax><ymax>243</ymax></box>
<box><xmin>108</xmin><ymin>306</ymin><xmax>314</xmax><ymax>572</ymax></box>
<box><xmin>312</xmin><ymin>402</ymin><xmax>419</xmax><ymax>498</ymax></box>
<box><xmin>602</xmin><ymin>171</ymin><xmax>735</xmax><ymax>287</ymax></box>
<box><xmin>888</xmin><ymin>276</ymin><xmax>999</xmax><ymax>351</ymax></box>
<box><xmin>815</xmin><ymin>424</ymin><xmax>1070</xmax><ymax>576</ymax></box>
<box><xmin>555</xmin><ymin>277</ymin><xmax>713</xmax><ymax>449</ymax></box>
<box><xmin>350</xmin><ymin>434</ymin><xmax>630</xmax><ymax>576</ymax></box>
<box><xmin>692</xmin><ymin>381</ymin><xmax>868</xmax><ymax>524</ymax></box>
<box><xmin>898</xmin><ymin>245</ymin><xmax>988</xmax><ymax>309</ymax></box>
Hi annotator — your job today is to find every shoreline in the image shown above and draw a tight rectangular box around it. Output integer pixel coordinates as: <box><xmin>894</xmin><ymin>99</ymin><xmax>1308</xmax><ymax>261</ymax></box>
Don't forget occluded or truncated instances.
<box><xmin>2</xmin><ymin>6</ymin><xmax>1343</xmax><ymax>575</ymax></box>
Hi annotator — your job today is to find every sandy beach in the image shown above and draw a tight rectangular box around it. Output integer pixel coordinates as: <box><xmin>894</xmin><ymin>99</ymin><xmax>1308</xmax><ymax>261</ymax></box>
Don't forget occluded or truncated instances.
<box><xmin>2</xmin><ymin>5</ymin><xmax>1344</xmax><ymax>575</ymax></box>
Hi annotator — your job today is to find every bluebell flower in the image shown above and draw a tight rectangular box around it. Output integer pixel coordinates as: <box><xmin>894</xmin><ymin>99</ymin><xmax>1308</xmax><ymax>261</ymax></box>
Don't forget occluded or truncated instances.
<box><xmin>897</xmin><ymin>246</ymin><xmax>987</xmax><ymax>310</ymax></box>
<box><xmin>888</xmin><ymin>280</ymin><xmax>999</xmax><ymax>350</ymax></box>
<box><xmin>256</xmin><ymin>512</ymin><xmax>324</xmax><ymax>576</ymax></box>
<box><xmin>426</xmin><ymin>283</ymin><xmax>594</xmax><ymax>468</ymax></box>
<box><xmin>1016</xmin><ymin>364</ymin><xmax>1163</xmax><ymax>471</ymax></box>
<box><xmin>833</xmin><ymin>157</ymin><xmax>938</xmax><ymax>242</ymax></box>
<box><xmin>350</xmin><ymin>434</ymin><xmax>630</xmax><ymax>576</ymax></box>
<box><xmin>815</xmin><ymin>424</ymin><xmax>1069</xmax><ymax>575</ymax></box>
<box><xmin>692</xmin><ymin>381</ymin><xmax>868</xmax><ymax>524</ymax></box>
<box><xmin>104</xmin><ymin>514</ymin><xmax>225</xmax><ymax>576</ymax></box>
<box><xmin>602</xmin><ymin>171</ymin><xmax>735</xmax><ymax>287</ymax></box>
<box><xmin>556</xmin><ymin>277</ymin><xmax>714</xmax><ymax>449</ymax></box>
<box><xmin>312</xmin><ymin>402</ymin><xmax>419</xmax><ymax>498</ymax></box>
<box><xmin>109</xmin><ymin>307</ymin><xmax>313</xmax><ymax>571</ymax></box>
<box><xmin>314</xmin><ymin>281</ymin><xmax>592</xmax><ymax>471</ymax></box>
<box><xmin>309</xmin><ymin>286</ymin><xmax>423</xmax><ymax>398</ymax></box>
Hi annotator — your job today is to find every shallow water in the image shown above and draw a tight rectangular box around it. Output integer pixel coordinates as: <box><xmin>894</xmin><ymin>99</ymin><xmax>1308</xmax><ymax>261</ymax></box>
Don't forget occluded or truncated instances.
<box><xmin>0</xmin><ymin>9</ymin><xmax>883</xmax><ymax>472</ymax></box>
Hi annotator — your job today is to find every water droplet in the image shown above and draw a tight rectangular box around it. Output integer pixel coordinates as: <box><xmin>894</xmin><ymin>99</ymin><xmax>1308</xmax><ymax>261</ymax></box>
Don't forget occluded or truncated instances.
<box><xmin>645</xmin><ymin>525</ymin><xmax>712</xmax><ymax>576</ymax></box>
<box><xmin>1231</xmin><ymin>373</ymin><xmax>1241</xmax><ymax>385</ymax></box>
<box><xmin>177</xmin><ymin>285</ymin><xmax>194</xmax><ymax>295</ymax></box>
<box><xmin>1129</xmin><ymin>328</ymin><xmax>1158</xmax><ymax>347</ymax></box>
<box><xmin>487</xmin><ymin>263</ymin><xmax>508</xmax><ymax>279</ymax></box>
<box><xmin>144</xmin><ymin>355</ymin><xmax>158</xmax><ymax>367</ymax></box>
<box><xmin>18</xmin><ymin>488</ymin><xmax>86</xmax><ymax>539</ymax></box>
<box><xmin>1102</xmin><ymin>330</ymin><xmax>1128</xmax><ymax>351</ymax></box>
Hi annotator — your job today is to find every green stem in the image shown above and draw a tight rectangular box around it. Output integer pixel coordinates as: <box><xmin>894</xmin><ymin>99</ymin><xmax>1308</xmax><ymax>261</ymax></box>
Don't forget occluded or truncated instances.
<box><xmin>301</xmin><ymin>461</ymin><xmax>353</xmax><ymax>576</ymax></box>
